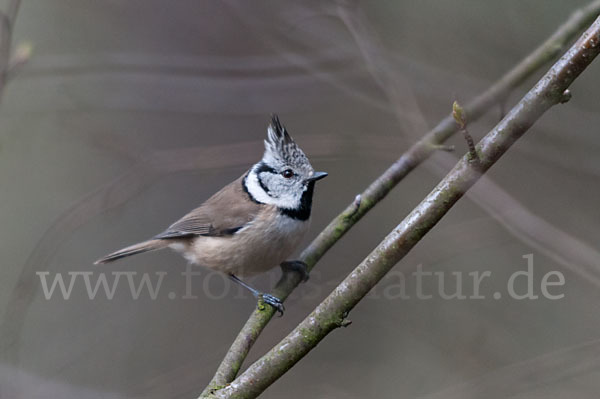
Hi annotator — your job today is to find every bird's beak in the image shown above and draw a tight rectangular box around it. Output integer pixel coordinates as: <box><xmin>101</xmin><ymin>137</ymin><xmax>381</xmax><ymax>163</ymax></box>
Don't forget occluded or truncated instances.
<box><xmin>306</xmin><ymin>171</ymin><xmax>328</xmax><ymax>182</ymax></box>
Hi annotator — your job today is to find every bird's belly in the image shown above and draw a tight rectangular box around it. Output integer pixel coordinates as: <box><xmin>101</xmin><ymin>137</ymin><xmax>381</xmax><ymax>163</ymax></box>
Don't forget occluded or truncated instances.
<box><xmin>181</xmin><ymin>214</ymin><xmax>309</xmax><ymax>276</ymax></box>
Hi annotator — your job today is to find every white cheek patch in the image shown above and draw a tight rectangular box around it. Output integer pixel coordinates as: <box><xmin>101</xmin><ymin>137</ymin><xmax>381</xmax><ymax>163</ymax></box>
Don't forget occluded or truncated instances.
<box><xmin>245</xmin><ymin>172</ymin><xmax>300</xmax><ymax>209</ymax></box>
<box><xmin>245</xmin><ymin>172</ymin><xmax>272</xmax><ymax>204</ymax></box>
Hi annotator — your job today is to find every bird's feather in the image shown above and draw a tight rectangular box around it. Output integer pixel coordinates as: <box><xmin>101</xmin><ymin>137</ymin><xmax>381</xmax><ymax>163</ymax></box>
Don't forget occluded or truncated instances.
<box><xmin>154</xmin><ymin>173</ymin><xmax>262</xmax><ymax>239</ymax></box>
<box><xmin>94</xmin><ymin>239</ymin><xmax>167</xmax><ymax>264</ymax></box>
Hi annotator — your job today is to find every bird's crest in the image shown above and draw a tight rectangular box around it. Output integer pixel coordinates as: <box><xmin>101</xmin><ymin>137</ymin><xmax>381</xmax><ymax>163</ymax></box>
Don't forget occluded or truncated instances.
<box><xmin>263</xmin><ymin>114</ymin><xmax>309</xmax><ymax>170</ymax></box>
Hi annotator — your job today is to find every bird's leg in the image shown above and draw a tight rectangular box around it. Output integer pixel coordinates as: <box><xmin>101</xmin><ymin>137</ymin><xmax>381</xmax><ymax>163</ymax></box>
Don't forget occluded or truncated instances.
<box><xmin>280</xmin><ymin>260</ymin><xmax>309</xmax><ymax>282</ymax></box>
<box><xmin>228</xmin><ymin>274</ymin><xmax>284</xmax><ymax>316</ymax></box>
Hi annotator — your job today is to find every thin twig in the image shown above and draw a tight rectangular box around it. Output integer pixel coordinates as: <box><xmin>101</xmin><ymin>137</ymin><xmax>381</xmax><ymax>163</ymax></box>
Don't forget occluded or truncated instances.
<box><xmin>337</xmin><ymin>0</ymin><xmax>600</xmax><ymax>291</ymax></box>
<box><xmin>452</xmin><ymin>100</ymin><xmax>481</xmax><ymax>167</ymax></box>
<box><xmin>211</xmin><ymin>16</ymin><xmax>600</xmax><ymax>399</ymax></box>
<box><xmin>200</xmin><ymin>2</ymin><xmax>600</xmax><ymax>395</ymax></box>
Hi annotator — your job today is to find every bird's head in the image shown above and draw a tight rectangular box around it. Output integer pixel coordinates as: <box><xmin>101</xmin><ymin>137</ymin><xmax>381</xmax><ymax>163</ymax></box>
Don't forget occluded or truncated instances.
<box><xmin>245</xmin><ymin>115</ymin><xmax>327</xmax><ymax>212</ymax></box>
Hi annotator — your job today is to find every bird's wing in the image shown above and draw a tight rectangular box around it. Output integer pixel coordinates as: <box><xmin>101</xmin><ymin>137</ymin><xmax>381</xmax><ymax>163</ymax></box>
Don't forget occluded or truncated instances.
<box><xmin>154</xmin><ymin>173</ymin><xmax>262</xmax><ymax>239</ymax></box>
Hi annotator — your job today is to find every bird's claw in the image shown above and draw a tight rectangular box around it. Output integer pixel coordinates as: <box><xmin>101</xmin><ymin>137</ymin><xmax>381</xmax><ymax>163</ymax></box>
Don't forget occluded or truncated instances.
<box><xmin>260</xmin><ymin>293</ymin><xmax>285</xmax><ymax>316</ymax></box>
<box><xmin>280</xmin><ymin>260</ymin><xmax>310</xmax><ymax>282</ymax></box>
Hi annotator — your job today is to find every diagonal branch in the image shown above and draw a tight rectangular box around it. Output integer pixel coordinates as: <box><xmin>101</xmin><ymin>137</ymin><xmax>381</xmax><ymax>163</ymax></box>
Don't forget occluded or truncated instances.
<box><xmin>212</xmin><ymin>15</ymin><xmax>600</xmax><ymax>399</ymax></box>
<box><xmin>338</xmin><ymin>0</ymin><xmax>600</xmax><ymax>291</ymax></box>
<box><xmin>200</xmin><ymin>1</ymin><xmax>600</xmax><ymax>394</ymax></box>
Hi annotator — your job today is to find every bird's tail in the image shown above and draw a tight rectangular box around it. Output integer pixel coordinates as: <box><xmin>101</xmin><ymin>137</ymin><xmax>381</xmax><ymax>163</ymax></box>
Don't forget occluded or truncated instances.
<box><xmin>94</xmin><ymin>239</ymin><xmax>168</xmax><ymax>264</ymax></box>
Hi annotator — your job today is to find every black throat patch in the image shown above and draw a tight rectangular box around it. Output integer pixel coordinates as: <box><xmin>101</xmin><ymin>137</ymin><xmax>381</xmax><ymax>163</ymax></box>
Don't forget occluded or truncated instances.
<box><xmin>279</xmin><ymin>181</ymin><xmax>315</xmax><ymax>221</ymax></box>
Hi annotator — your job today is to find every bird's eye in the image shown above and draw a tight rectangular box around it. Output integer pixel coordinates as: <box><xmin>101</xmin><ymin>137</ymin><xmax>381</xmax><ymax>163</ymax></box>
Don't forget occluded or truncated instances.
<box><xmin>282</xmin><ymin>169</ymin><xmax>294</xmax><ymax>178</ymax></box>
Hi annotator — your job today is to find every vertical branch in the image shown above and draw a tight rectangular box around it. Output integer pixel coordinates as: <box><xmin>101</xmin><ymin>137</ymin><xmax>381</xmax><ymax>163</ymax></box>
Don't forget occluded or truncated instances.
<box><xmin>0</xmin><ymin>0</ymin><xmax>25</xmax><ymax>368</ymax></box>
<box><xmin>0</xmin><ymin>0</ymin><xmax>22</xmax><ymax>100</ymax></box>
<box><xmin>6</xmin><ymin>0</ymin><xmax>21</xmax><ymax>23</ymax></box>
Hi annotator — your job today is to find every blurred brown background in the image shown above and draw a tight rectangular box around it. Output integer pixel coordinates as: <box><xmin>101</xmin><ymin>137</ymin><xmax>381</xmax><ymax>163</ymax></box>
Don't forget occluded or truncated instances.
<box><xmin>2</xmin><ymin>1</ymin><xmax>600</xmax><ymax>398</ymax></box>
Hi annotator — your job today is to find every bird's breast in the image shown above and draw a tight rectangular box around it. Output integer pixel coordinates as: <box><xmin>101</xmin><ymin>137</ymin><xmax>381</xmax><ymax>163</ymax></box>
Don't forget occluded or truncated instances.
<box><xmin>184</xmin><ymin>207</ymin><xmax>309</xmax><ymax>276</ymax></box>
